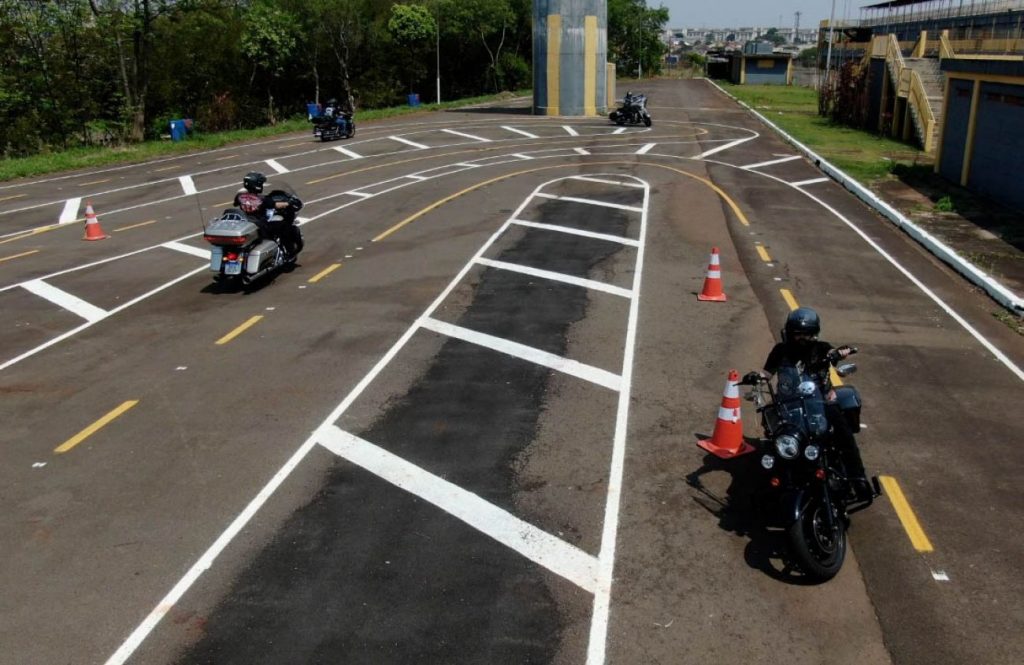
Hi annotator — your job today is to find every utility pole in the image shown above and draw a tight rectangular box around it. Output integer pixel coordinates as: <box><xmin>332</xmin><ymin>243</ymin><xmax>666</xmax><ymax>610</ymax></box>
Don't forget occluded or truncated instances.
<box><xmin>794</xmin><ymin>11</ymin><xmax>801</xmax><ymax>44</ymax></box>
<box><xmin>435</xmin><ymin>9</ymin><xmax>441</xmax><ymax>104</ymax></box>
<box><xmin>825</xmin><ymin>0</ymin><xmax>837</xmax><ymax>83</ymax></box>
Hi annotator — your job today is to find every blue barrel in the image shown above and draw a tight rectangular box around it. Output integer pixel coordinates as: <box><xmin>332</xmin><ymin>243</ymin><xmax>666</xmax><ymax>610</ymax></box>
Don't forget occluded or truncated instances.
<box><xmin>169</xmin><ymin>120</ymin><xmax>186</xmax><ymax>141</ymax></box>
<box><xmin>306</xmin><ymin>102</ymin><xmax>321</xmax><ymax>119</ymax></box>
<box><xmin>407</xmin><ymin>93</ymin><xmax>420</xmax><ymax>107</ymax></box>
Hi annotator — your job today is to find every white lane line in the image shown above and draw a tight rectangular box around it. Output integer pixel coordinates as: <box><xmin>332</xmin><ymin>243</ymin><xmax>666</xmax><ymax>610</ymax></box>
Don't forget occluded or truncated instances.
<box><xmin>419</xmin><ymin>316</ymin><xmax>622</xmax><ymax>391</ymax></box>
<box><xmin>534</xmin><ymin>192</ymin><xmax>643</xmax><ymax>212</ymax></box>
<box><xmin>265</xmin><ymin>159</ymin><xmax>289</xmax><ymax>174</ymax></box>
<box><xmin>570</xmin><ymin>175</ymin><xmax>646</xmax><ymax>189</ymax></box>
<box><xmin>790</xmin><ymin>177</ymin><xmax>830</xmax><ymax>187</ymax></box>
<box><xmin>476</xmin><ymin>256</ymin><xmax>633</xmax><ymax>298</ymax></box>
<box><xmin>405</xmin><ymin>174</ymin><xmax>428</xmax><ymax>182</ymax></box>
<box><xmin>694</xmin><ymin>135</ymin><xmax>757</xmax><ymax>159</ymax></box>
<box><xmin>162</xmin><ymin>241</ymin><xmax>210</xmax><ymax>259</ymax></box>
<box><xmin>502</xmin><ymin>126</ymin><xmax>540</xmax><ymax>139</ymax></box>
<box><xmin>442</xmin><ymin>128</ymin><xmax>492</xmax><ymax>143</ymax></box>
<box><xmin>318</xmin><ymin>426</ymin><xmax>598</xmax><ymax>592</ymax></box>
<box><xmin>613</xmin><ymin>127</ymin><xmax>628</xmax><ymax>134</ymax></box>
<box><xmin>512</xmin><ymin>153</ymin><xmax>535</xmax><ymax>160</ymax></box>
<box><xmin>635</xmin><ymin>143</ymin><xmax>656</xmax><ymax>155</ymax></box>
<box><xmin>742</xmin><ymin>155</ymin><xmax>801</xmax><ymax>170</ymax></box>
<box><xmin>510</xmin><ymin>219</ymin><xmax>640</xmax><ymax>247</ymax></box>
<box><xmin>333</xmin><ymin>146</ymin><xmax>363</xmax><ymax>159</ymax></box>
<box><xmin>178</xmin><ymin>176</ymin><xmax>197</xmax><ymax>196</ymax></box>
<box><xmin>575</xmin><ymin>148</ymin><xmax>591</xmax><ymax>155</ymax></box>
<box><xmin>346</xmin><ymin>191</ymin><xmax>374</xmax><ymax>199</ymax></box>
<box><xmin>390</xmin><ymin>135</ymin><xmax>430</xmax><ymax>150</ymax></box>
<box><xmin>21</xmin><ymin>280</ymin><xmax>108</xmax><ymax>323</ymax></box>
<box><xmin>59</xmin><ymin>198</ymin><xmax>82</xmax><ymax>224</ymax></box>
<box><xmin>586</xmin><ymin>176</ymin><xmax>649</xmax><ymax>665</ymax></box>
<box><xmin>562</xmin><ymin>125</ymin><xmax>579</xmax><ymax>136</ymax></box>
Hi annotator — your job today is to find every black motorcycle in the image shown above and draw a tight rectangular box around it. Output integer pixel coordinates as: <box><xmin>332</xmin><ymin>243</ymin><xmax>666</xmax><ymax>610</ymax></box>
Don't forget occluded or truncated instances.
<box><xmin>312</xmin><ymin>111</ymin><xmax>355</xmax><ymax>141</ymax></box>
<box><xmin>609</xmin><ymin>92</ymin><xmax>652</xmax><ymax>127</ymax></box>
<box><xmin>738</xmin><ymin>351</ymin><xmax>880</xmax><ymax>581</ymax></box>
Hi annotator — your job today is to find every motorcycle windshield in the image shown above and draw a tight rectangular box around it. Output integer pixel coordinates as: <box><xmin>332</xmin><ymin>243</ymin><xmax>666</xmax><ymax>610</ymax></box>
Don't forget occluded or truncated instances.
<box><xmin>775</xmin><ymin>364</ymin><xmax>829</xmax><ymax>437</ymax></box>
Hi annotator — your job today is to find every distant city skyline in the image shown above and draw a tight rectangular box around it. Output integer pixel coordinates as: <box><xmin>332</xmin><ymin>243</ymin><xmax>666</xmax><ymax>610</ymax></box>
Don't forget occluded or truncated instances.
<box><xmin>658</xmin><ymin>1</ymin><xmax>859</xmax><ymax>29</ymax></box>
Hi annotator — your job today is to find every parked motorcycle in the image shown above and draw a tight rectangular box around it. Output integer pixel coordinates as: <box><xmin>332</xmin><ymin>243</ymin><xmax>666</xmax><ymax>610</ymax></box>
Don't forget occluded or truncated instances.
<box><xmin>738</xmin><ymin>350</ymin><xmax>880</xmax><ymax>581</ymax></box>
<box><xmin>203</xmin><ymin>183</ymin><xmax>303</xmax><ymax>286</ymax></box>
<box><xmin>312</xmin><ymin>111</ymin><xmax>355</xmax><ymax>141</ymax></box>
<box><xmin>609</xmin><ymin>91</ymin><xmax>652</xmax><ymax>127</ymax></box>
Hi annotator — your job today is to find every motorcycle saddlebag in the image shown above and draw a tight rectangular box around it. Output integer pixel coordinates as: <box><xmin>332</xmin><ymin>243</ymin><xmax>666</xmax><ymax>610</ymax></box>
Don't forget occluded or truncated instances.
<box><xmin>834</xmin><ymin>385</ymin><xmax>862</xmax><ymax>433</ymax></box>
<box><xmin>205</xmin><ymin>210</ymin><xmax>260</xmax><ymax>247</ymax></box>
<box><xmin>246</xmin><ymin>239</ymin><xmax>279</xmax><ymax>274</ymax></box>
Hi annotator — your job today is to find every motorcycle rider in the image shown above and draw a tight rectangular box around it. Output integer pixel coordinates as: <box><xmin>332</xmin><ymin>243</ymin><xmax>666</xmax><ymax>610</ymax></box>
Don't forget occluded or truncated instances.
<box><xmin>232</xmin><ymin>171</ymin><xmax>303</xmax><ymax>258</ymax></box>
<box><xmin>752</xmin><ymin>307</ymin><xmax>872</xmax><ymax>501</ymax></box>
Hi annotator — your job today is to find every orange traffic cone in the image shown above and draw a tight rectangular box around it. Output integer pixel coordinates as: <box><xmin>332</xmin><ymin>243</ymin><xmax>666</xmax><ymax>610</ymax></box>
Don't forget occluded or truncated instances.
<box><xmin>697</xmin><ymin>369</ymin><xmax>755</xmax><ymax>459</ymax></box>
<box><xmin>82</xmin><ymin>201</ymin><xmax>109</xmax><ymax>241</ymax></box>
<box><xmin>697</xmin><ymin>247</ymin><xmax>726</xmax><ymax>302</ymax></box>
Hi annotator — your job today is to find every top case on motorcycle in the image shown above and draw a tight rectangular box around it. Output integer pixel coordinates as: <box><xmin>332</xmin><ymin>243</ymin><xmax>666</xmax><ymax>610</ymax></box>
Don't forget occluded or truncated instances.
<box><xmin>833</xmin><ymin>385</ymin><xmax>862</xmax><ymax>433</ymax></box>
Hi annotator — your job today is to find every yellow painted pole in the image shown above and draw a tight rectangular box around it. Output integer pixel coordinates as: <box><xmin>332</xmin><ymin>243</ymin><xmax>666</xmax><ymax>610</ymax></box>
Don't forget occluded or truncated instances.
<box><xmin>546</xmin><ymin>15</ymin><xmax>562</xmax><ymax>116</ymax></box>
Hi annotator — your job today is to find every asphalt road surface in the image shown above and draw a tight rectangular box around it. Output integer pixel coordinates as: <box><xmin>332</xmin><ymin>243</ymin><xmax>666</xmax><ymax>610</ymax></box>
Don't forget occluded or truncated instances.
<box><xmin>2</xmin><ymin>80</ymin><xmax>1022</xmax><ymax>665</ymax></box>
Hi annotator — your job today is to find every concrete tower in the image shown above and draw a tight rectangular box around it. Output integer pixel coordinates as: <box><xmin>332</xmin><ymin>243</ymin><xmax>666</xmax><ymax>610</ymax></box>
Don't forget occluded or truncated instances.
<box><xmin>533</xmin><ymin>1</ymin><xmax>608</xmax><ymax>116</ymax></box>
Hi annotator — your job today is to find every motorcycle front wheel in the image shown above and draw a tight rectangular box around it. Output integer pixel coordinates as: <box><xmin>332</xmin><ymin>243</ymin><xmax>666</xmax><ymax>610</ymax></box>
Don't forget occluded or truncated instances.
<box><xmin>787</xmin><ymin>495</ymin><xmax>846</xmax><ymax>581</ymax></box>
<box><xmin>643</xmin><ymin>115</ymin><xmax>652</xmax><ymax>127</ymax></box>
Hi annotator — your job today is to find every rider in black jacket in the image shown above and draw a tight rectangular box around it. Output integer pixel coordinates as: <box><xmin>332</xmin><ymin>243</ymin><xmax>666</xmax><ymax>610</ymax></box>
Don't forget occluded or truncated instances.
<box><xmin>233</xmin><ymin>171</ymin><xmax>303</xmax><ymax>258</ymax></box>
<box><xmin>759</xmin><ymin>307</ymin><xmax>871</xmax><ymax>500</ymax></box>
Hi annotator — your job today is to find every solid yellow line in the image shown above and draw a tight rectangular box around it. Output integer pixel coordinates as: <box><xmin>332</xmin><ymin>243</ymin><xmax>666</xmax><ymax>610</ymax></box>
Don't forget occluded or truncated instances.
<box><xmin>0</xmin><ymin>249</ymin><xmax>39</xmax><ymax>264</ymax></box>
<box><xmin>0</xmin><ymin>193</ymin><xmax>26</xmax><ymax>202</ymax></box>
<box><xmin>780</xmin><ymin>288</ymin><xmax>799</xmax><ymax>311</ymax></box>
<box><xmin>214</xmin><ymin>200</ymin><xmax>234</xmax><ymax>208</ymax></box>
<box><xmin>0</xmin><ymin>225</ymin><xmax>60</xmax><ymax>246</ymax></box>
<box><xmin>879</xmin><ymin>475</ymin><xmax>935</xmax><ymax>552</ymax></box>
<box><xmin>308</xmin><ymin>263</ymin><xmax>342</xmax><ymax>283</ymax></box>
<box><xmin>756</xmin><ymin>245</ymin><xmax>772</xmax><ymax>262</ymax></box>
<box><xmin>79</xmin><ymin>178</ymin><xmax>111</xmax><ymax>186</ymax></box>
<box><xmin>216</xmin><ymin>315</ymin><xmax>263</xmax><ymax>345</ymax></box>
<box><xmin>114</xmin><ymin>219</ymin><xmax>157</xmax><ymax>232</ymax></box>
<box><xmin>54</xmin><ymin>400</ymin><xmax>139</xmax><ymax>454</ymax></box>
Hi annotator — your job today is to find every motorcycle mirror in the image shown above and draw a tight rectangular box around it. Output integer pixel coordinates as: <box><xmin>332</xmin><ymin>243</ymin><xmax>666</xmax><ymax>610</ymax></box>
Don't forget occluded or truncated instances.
<box><xmin>837</xmin><ymin>363</ymin><xmax>857</xmax><ymax>377</ymax></box>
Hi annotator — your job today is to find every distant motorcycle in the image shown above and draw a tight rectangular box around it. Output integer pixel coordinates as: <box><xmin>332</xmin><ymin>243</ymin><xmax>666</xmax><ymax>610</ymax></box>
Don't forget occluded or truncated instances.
<box><xmin>609</xmin><ymin>91</ymin><xmax>652</xmax><ymax>127</ymax></box>
<box><xmin>203</xmin><ymin>184</ymin><xmax>303</xmax><ymax>286</ymax></box>
<box><xmin>738</xmin><ymin>350</ymin><xmax>880</xmax><ymax>581</ymax></box>
<box><xmin>312</xmin><ymin>111</ymin><xmax>355</xmax><ymax>142</ymax></box>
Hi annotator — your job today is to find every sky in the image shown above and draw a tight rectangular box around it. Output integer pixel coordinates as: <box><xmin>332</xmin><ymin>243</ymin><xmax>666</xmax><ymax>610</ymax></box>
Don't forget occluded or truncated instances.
<box><xmin>657</xmin><ymin>1</ymin><xmax>859</xmax><ymax>29</ymax></box>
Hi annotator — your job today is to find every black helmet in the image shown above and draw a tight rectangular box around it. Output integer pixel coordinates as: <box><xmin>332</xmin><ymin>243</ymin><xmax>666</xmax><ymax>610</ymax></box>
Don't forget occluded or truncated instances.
<box><xmin>783</xmin><ymin>306</ymin><xmax>821</xmax><ymax>341</ymax></box>
<box><xmin>243</xmin><ymin>171</ymin><xmax>266</xmax><ymax>194</ymax></box>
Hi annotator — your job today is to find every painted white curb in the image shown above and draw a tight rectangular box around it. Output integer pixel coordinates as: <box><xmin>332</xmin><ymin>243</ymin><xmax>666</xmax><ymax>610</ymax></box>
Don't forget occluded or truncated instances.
<box><xmin>704</xmin><ymin>78</ymin><xmax>1024</xmax><ymax>315</ymax></box>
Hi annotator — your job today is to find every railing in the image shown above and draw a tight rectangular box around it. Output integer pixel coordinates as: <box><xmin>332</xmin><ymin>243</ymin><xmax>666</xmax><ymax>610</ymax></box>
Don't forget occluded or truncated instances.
<box><xmin>939</xmin><ymin>32</ymin><xmax>956</xmax><ymax>60</ymax></box>
<box><xmin>859</xmin><ymin>0</ymin><xmax>1024</xmax><ymax>27</ymax></box>
<box><xmin>885</xmin><ymin>34</ymin><xmax>938</xmax><ymax>152</ymax></box>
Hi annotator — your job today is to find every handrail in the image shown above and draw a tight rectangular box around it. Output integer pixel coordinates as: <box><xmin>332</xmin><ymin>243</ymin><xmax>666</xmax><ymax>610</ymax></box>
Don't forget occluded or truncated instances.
<box><xmin>885</xmin><ymin>33</ymin><xmax>937</xmax><ymax>152</ymax></box>
<box><xmin>939</xmin><ymin>33</ymin><xmax>955</xmax><ymax>60</ymax></box>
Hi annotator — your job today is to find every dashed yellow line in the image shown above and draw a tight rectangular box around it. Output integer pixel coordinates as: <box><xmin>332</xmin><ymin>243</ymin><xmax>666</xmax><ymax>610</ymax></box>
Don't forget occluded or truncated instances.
<box><xmin>308</xmin><ymin>263</ymin><xmax>342</xmax><ymax>283</ymax></box>
<box><xmin>78</xmin><ymin>178</ymin><xmax>111</xmax><ymax>186</ymax></box>
<box><xmin>214</xmin><ymin>200</ymin><xmax>234</xmax><ymax>208</ymax></box>
<box><xmin>0</xmin><ymin>249</ymin><xmax>39</xmax><ymax>264</ymax></box>
<box><xmin>879</xmin><ymin>476</ymin><xmax>935</xmax><ymax>552</ymax></box>
<box><xmin>0</xmin><ymin>193</ymin><xmax>26</xmax><ymax>202</ymax></box>
<box><xmin>0</xmin><ymin>225</ymin><xmax>59</xmax><ymax>246</ymax></box>
<box><xmin>54</xmin><ymin>400</ymin><xmax>139</xmax><ymax>454</ymax></box>
<box><xmin>756</xmin><ymin>245</ymin><xmax>772</xmax><ymax>262</ymax></box>
<box><xmin>281</xmin><ymin>141</ymin><xmax>308</xmax><ymax>148</ymax></box>
<box><xmin>114</xmin><ymin>219</ymin><xmax>157</xmax><ymax>232</ymax></box>
<box><xmin>779</xmin><ymin>288</ymin><xmax>800</xmax><ymax>311</ymax></box>
<box><xmin>216</xmin><ymin>315</ymin><xmax>263</xmax><ymax>345</ymax></box>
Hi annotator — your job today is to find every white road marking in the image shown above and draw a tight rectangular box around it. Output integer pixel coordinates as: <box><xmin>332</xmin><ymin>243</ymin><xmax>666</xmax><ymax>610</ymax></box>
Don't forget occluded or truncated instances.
<box><xmin>162</xmin><ymin>241</ymin><xmax>209</xmax><ymax>259</ymax></box>
<box><xmin>613</xmin><ymin>128</ymin><xmax>628</xmax><ymax>134</ymax></box>
<box><xmin>570</xmin><ymin>175</ymin><xmax>645</xmax><ymax>189</ymax></box>
<box><xmin>453</xmin><ymin>162</ymin><xmax>481</xmax><ymax>168</ymax></box>
<box><xmin>635</xmin><ymin>143</ymin><xmax>656</xmax><ymax>155</ymax></box>
<box><xmin>694</xmin><ymin>135</ymin><xmax>757</xmax><ymax>159</ymax></box>
<box><xmin>932</xmin><ymin>570</ymin><xmax>950</xmax><ymax>582</ymax></box>
<box><xmin>476</xmin><ymin>256</ymin><xmax>633</xmax><ymax>297</ymax></box>
<box><xmin>346</xmin><ymin>191</ymin><xmax>374</xmax><ymax>199</ymax></box>
<box><xmin>405</xmin><ymin>174</ymin><xmax>428</xmax><ymax>182</ymax></box>
<box><xmin>575</xmin><ymin>147</ymin><xmax>591</xmax><ymax>155</ymax></box>
<box><xmin>419</xmin><ymin>316</ymin><xmax>622</xmax><ymax>391</ymax></box>
<box><xmin>791</xmin><ymin>177</ymin><xmax>830</xmax><ymax>187</ymax></box>
<box><xmin>441</xmin><ymin>128</ymin><xmax>492</xmax><ymax>142</ymax></box>
<box><xmin>389</xmin><ymin>135</ymin><xmax>429</xmax><ymax>150</ymax></box>
<box><xmin>534</xmin><ymin>192</ymin><xmax>643</xmax><ymax>212</ymax></box>
<box><xmin>742</xmin><ymin>155</ymin><xmax>801</xmax><ymax>170</ymax></box>
<box><xmin>512</xmin><ymin>153</ymin><xmax>535</xmax><ymax>160</ymax></box>
<box><xmin>562</xmin><ymin>125</ymin><xmax>579</xmax><ymax>136</ymax></box>
<box><xmin>21</xmin><ymin>280</ymin><xmax>108</xmax><ymax>323</ymax></box>
<box><xmin>502</xmin><ymin>125</ymin><xmax>540</xmax><ymax>139</ymax></box>
<box><xmin>333</xmin><ymin>146</ymin><xmax>363</xmax><ymax>159</ymax></box>
<box><xmin>178</xmin><ymin>176</ymin><xmax>197</xmax><ymax>196</ymax></box>
<box><xmin>265</xmin><ymin>159</ymin><xmax>289</xmax><ymax>174</ymax></box>
<box><xmin>510</xmin><ymin>219</ymin><xmax>640</xmax><ymax>247</ymax></box>
<box><xmin>59</xmin><ymin>198</ymin><xmax>82</xmax><ymax>224</ymax></box>
<box><xmin>318</xmin><ymin>426</ymin><xmax>599</xmax><ymax>592</ymax></box>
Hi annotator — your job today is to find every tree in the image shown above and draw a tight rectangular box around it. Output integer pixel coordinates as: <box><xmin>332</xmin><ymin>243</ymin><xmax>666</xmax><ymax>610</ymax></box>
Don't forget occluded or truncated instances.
<box><xmin>438</xmin><ymin>0</ymin><xmax>516</xmax><ymax>93</ymax></box>
<box><xmin>388</xmin><ymin>3</ymin><xmax>436</xmax><ymax>94</ymax></box>
<box><xmin>608</xmin><ymin>0</ymin><xmax>669</xmax><ymax>78</ymax></box>
<box><xmin>241</xmin><ymin>0</ymin><xmax>300</xmax><ymax>124</ymax></box>
<box><xmin>763</xmin><ymin>27</ymin><xmax>787</xmax><ymax>46</ymax></box>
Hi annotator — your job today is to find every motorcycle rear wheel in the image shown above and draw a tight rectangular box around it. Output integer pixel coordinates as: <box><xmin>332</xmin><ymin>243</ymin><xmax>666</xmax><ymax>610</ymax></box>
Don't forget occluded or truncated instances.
<box><xmin>787</xmin><ymin>495</ymin><xmax>846</xmax><ymax>581</ymax></box>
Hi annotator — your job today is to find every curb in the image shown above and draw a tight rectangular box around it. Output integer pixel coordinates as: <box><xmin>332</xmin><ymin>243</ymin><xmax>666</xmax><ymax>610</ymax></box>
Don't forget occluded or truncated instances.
<box><xmin>704</xmin><ymin>78</ymin><xmax>1024</xmax><ymax>316</ymax></box>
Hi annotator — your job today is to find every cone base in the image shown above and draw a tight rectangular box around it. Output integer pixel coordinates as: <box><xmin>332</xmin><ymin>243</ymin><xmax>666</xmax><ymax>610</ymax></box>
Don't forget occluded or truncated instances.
<box><xmin>696</xmin><ymin>437</ymin><xmax>756</xmax><ymax>459</ymax></box>
<box><xmin>697</xmin><ymin>293</ymin><xmax>727</xmax><ymax>302</ymax></box>
<box><xmin>83</xmin><ymin>234</ymin><xmax>109</xmax><ymax>241</ymax></box>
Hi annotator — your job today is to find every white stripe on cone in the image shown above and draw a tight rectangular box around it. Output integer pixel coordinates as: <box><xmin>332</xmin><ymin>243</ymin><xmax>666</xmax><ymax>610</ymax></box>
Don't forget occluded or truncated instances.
<box><xmin>718</xmin><ymin>406</ymin><xmax>741</xmax><ymax>422</ymax></box>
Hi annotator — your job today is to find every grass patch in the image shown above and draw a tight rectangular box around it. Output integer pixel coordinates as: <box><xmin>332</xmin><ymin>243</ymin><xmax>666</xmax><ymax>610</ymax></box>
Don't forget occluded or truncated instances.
<box><xmin>720</xmin><ymin>83</ymin><xmax>927</xmax><ymax>185</ymax></box>
<box><xmin>0</xmin><ymin>90</ymin><xmax>531</xmax><ymax>182</ymax></box>
<box><xmin>934</xmin><ymin>195</ymin><xmax>955</xmax><ymax>212</ymax></box>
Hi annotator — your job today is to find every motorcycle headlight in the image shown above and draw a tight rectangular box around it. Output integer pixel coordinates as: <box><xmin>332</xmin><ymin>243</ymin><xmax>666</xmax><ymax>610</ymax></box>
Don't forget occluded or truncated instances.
<box><xmin>775</xmin><ymin>434</ymin><xmax>800</xmax><ymax>460</ymax></box>
<box><xmin>804</xmin><ymin>445</ymin><xmax>820</xmax><ymax>461</ymax></box>
<box><xmin>760</xmin><ymin>454</ymin><xmax>775</xmax><ymax>470</ymax></box>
